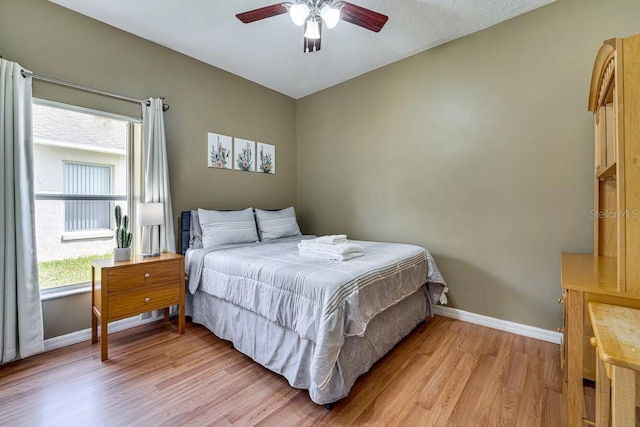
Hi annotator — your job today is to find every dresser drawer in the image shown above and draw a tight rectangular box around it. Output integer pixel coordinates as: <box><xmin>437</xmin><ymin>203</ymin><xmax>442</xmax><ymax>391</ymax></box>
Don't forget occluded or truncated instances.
<box><xmin>107</xmin><ymin>283</ymin><xmax>180</xmax><ymax>321</ymax></box>
<box><xmin>107</xmin><ymin>260</ymin><xmax>180</xmax><ymax>293</ymax></box>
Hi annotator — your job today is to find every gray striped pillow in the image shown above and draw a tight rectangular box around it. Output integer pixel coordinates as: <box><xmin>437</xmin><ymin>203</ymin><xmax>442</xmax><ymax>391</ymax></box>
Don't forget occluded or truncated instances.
<box><xmin>198</xmin><ymin>208</ymin><xmax>259</xmax><ymax>248</ymax></box>
<box><xmin>255</xmin><ymin>207</ymin><xmax>301</xmax><ymax>241</ymax></box>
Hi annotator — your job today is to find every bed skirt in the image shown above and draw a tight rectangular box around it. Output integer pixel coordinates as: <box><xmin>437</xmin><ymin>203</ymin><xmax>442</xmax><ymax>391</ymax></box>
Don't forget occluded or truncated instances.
<box><xmin>187</xmin><ymin>286</ymin><xmax>429</xmax><ymax>405</ymax></box>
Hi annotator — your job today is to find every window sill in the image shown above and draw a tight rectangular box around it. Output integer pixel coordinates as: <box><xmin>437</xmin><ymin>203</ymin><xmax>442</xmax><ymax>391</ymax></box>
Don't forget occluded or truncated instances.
<box><xmin>40</xmin><ymin>282</ymin><xmax>91</xmax><ymax>301</ymax></box>
<box><xmin>61</xmin><ymin>230</ymin><xmax>114</xmax><ymax>241</ymax></box>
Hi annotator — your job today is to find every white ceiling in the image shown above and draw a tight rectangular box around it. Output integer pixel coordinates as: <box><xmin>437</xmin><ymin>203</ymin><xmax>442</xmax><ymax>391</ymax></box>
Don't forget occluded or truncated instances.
<box><xmin>50</xmin><ymin>0</ymin><xmax>554</xmax><ymax>99</ymax></box>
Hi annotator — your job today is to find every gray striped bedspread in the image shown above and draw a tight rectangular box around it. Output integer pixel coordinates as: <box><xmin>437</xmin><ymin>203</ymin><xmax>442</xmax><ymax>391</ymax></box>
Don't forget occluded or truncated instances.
<box><xmin>186</xmin><ymin>236</ymin><xmax>447</xmax><ymax>391</ymax></box>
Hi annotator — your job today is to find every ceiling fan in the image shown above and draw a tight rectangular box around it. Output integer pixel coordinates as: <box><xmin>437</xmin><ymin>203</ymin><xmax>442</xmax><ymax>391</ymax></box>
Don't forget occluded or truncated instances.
<box><xmin>236</xmin><ymin>1</ymin><xmax>389</xmax><ymax>53</ymax></box>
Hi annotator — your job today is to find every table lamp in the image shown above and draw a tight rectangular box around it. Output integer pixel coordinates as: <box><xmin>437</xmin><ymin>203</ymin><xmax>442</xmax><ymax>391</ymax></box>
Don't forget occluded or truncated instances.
<box><xmin>137</xmin><ymin>202</ymin><xmax>164</xmax><ymax>257</ymax></box>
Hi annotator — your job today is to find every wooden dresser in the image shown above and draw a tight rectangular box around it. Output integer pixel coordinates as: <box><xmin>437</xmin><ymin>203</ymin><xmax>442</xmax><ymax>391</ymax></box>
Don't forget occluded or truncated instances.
<box><xmin>562</xmin><ymin>34</ymin><xmax>640</xmax><ymax>426</ymax></box>
<box><xmin>91</xmin><ymin>252</ymin><xmax>185</xmax><ymax>361</ymax></box>
<box><xmin>588</xmin><ymin>303</ymin><xmax>640</xmax><ymax>426</ymax></box>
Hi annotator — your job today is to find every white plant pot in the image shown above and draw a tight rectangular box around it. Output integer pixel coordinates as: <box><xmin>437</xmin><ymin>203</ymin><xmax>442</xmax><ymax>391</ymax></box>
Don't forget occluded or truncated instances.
<box><xmin>113</xmin><ymin>247</ymin><xmax>131</xmax><ymax>262</ymax></box>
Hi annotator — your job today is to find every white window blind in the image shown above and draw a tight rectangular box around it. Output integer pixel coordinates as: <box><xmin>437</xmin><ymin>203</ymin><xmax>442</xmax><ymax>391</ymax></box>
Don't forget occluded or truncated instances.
<box><xmin>64</xmin><ymin>163</ymin><xmax>112</xmax><ymax>231</ymax></box>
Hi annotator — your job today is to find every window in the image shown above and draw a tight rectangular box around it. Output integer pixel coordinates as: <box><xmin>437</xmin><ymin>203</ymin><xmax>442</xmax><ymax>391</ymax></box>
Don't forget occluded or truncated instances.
<box><xmin>33</xmin><ymin>100</ymin><xmax>139</xmax><ymax>291</ymax></box>
<box><xmin>64</xmin><ymin>162</ymin><xmax>113</xmax><ymax>231</ymax></box>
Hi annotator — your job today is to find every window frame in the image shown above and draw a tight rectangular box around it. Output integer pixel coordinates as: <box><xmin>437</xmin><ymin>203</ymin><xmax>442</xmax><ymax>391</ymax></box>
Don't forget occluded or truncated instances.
<box><xmin>34</xmin><ymin>98</ymin><xmax>141</xmax><ymax>296</ymax></box>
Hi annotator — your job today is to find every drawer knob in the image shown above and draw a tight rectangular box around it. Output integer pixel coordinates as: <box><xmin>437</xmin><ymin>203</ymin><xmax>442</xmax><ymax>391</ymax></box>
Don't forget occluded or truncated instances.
<box><xmin>144</xmin><ymin>273</ymin><xmax>150</xmax><ymax>278</ymax></box>
<box><xmin>557</xmin><ymin>327</ymin><xmax>564</xmax><ymax>333</ymax></box>
<box><xmin>145</xmin><ymin>297</ymin><xmax>151</xmax><ymax>303</ymax></box>
<box><xmin>590</xmin><ymin>337</ymin><xmax>597</xmax><ymax>348</ymax></box>
<box><xmin>557</xmin><ymin>297</ymin><xmax>564</xmax><ymax>304</ymax></box>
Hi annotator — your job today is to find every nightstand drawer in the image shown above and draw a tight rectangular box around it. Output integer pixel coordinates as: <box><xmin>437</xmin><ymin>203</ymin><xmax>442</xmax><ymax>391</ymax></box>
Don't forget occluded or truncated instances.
<box><xmin>107</xmin><ymin>260</ymin><xmax>180</xmax><ymax>292</ymax></box>
<box><xmin>107</xmin><ymin>284</ymin><xmax>180</xmax><ymax>320</ymax></box>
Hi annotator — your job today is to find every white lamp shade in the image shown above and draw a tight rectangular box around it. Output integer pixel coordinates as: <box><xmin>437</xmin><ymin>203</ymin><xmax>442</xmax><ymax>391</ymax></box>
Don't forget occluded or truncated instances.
<box><xmin>304</xmin><ymin>19</ymin><xmax>321</xmax><ymax>40</ymax></box>
<box><xmin>289</xmin><ymin>3</ymin><xmax>310</xmax><ymax>26</ymax></box>
<box><xmin>137</xmin><ymin>202</ymin><xmax>164</xmax><ymax>226</ymax></box>
<box><xmin>320</xmin><ymin>5</ymin><xmax>340</xmax><ymax>29</ymax></box>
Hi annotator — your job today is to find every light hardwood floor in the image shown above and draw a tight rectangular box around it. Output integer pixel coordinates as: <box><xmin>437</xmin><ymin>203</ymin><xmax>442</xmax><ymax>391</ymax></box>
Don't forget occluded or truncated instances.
<box><xmin>0</xmin><ymin>316</ymin><xmax>565</xmax><ymax>426</ymax></box>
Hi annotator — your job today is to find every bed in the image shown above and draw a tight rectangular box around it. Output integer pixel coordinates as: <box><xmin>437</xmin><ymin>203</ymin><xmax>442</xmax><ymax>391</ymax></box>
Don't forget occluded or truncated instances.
<box><xmin>181</xmin><ymin>210</ymin><xmax>447</xmax><ymax>406</ymax></box>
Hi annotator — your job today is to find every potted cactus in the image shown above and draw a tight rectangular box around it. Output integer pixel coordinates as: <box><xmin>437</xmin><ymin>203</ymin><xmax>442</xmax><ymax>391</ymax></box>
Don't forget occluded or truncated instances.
<box><xmin>113</xmin><ymin>205</ymin><xmax>133</xmax><ymax>262</ymax></box>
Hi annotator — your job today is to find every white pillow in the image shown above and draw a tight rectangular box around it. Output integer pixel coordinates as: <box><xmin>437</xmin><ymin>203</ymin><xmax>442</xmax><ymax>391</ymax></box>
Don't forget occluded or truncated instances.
<box><xmin>254</xmin><ymin>207</ymin><xmax>301</xmax><ymax>241</ymax></box>
<box><xmin>198</xmin><ymin>208</ymin><xmax>259</xmax><ymax>248</ymax></box>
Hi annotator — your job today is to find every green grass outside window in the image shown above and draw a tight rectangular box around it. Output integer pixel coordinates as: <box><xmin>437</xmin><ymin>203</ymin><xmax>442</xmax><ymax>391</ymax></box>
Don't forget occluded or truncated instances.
<box><xmin>38</xmin><ymin>253</ymin><xmax>112</xmax><ymax>289</ymax></box>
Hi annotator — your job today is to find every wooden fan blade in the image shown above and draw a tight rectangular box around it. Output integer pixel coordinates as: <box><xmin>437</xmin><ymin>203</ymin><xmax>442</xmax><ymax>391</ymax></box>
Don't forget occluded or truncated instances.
<box><xmin>236</xmin><ymin>4</ymin><xmax>288</xmax><ymax>24</ymax></box>
<box><xmin>340</xmin><ymin>2</ymin><xmax>388</xmax><ymax>32</ymax></box>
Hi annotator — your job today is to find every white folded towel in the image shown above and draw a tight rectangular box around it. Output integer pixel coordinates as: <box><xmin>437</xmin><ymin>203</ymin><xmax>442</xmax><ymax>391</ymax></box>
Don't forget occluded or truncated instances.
<box><xmin>306</xmin><ymin>235</ymin><xmax>348</xmax><ymax>245</ymax></box>
<box><xmin>298</xmin><ymin>242</ymin><xmax>363</xmax><ymax>254</ymax></box>
<box><xmin>298</xmin><ymin>249</ymin><xmax>363</xmax><ymax>261</ymax></box>
<box><xmin>298</xmin><ymin>240</ymin><xmax>364</xmax><ymax>261</ymax></box>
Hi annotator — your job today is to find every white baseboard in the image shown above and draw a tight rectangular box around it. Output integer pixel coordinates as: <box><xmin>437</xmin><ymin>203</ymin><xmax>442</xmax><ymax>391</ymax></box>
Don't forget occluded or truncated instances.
<box><xmin>432</xmin><ymin>306</ymin><xmax>562</xmax><ymax>345</ymax></box>
<box><xmin>44</xmin><ymin>307</ymin><xmax>561</xmax><ymax>352</ymax></box>
<box><xmin>43</xmin><ymin>315</ymin><xmax>161</xmax><ymax>352</ymax></box>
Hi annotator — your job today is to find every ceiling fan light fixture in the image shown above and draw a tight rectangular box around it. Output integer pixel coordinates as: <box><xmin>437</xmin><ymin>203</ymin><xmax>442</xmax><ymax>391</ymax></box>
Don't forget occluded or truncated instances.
<box><xmin>289</xmin><ymin>3</ymin><xmax>310</xmax><ymax>26</ymax></box>
<box><xmin>320</xmin><ymin>4</ymin><xmax>340</xmax><ymax>29</ymax></box>
<box><xmin>236</xmin><ymin>1</ymin><xmax>389</xmax><ymax>54</ymax></box>
<box><xmin>303</xmin><ymin>19</ymin><xmax>321</xmax><ymax>40</ymax></box>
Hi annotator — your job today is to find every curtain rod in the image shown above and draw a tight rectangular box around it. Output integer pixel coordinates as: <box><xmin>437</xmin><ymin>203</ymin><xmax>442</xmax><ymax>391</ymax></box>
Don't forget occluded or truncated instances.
<box><xmin>20</xmin><ymin>69</ymin><xmax>169</xmax><ymax>111</ymax></box>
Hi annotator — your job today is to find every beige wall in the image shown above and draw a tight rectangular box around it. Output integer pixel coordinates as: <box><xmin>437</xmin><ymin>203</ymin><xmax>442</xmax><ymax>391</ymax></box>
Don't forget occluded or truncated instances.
<box><xmin>41</xmin><ymin>293</ymin><xmax>91</xmax><ymax>340</ymax></box>
<box><xmin>296</xmin><ymin>0</ymin><xmax>640</xmax><ymax>330</ymax></box>
<box><xmin>0</xmin><ymin>0</ymin><xmax>296</xmax><ymax>338</ymax></box>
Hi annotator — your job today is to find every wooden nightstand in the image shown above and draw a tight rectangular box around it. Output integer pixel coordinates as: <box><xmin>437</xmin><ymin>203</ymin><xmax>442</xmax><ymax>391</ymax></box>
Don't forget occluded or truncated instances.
<box><xmin>91</xmin><ymin>252</ymin><xmax>185</xmax><ymax>361</ymax></box>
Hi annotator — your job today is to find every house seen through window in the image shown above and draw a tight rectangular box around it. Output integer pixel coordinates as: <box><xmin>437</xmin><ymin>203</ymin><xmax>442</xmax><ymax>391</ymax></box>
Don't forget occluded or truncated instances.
<box><xmin>64</xmin><ymin>162</ymin><xmax>113</xmax><ymax>231</ymax></box>
<box><xmin>33</xmin><ymin>101</ymin><xmax>133</xmax><ymax>290</ymax></box>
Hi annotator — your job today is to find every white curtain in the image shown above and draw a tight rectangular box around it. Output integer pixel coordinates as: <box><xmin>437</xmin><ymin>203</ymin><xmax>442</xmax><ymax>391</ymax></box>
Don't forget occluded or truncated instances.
<box><xmin>142</xmin><ymin>98</ymin><xmax>175</xmax><ymax>253</ymax></box>
<box><xmin>0</xmin><ymin>59</ymin><xmax>44</xmax><ymax>363</ymax></box>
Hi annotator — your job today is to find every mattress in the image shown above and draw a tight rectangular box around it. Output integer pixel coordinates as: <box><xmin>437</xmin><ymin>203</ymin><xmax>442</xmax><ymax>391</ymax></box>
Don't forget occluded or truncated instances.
<box><xmin>186</xmin><ymin>237</ymin><xmax>447</xmax><ymax>392</ymax></box>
